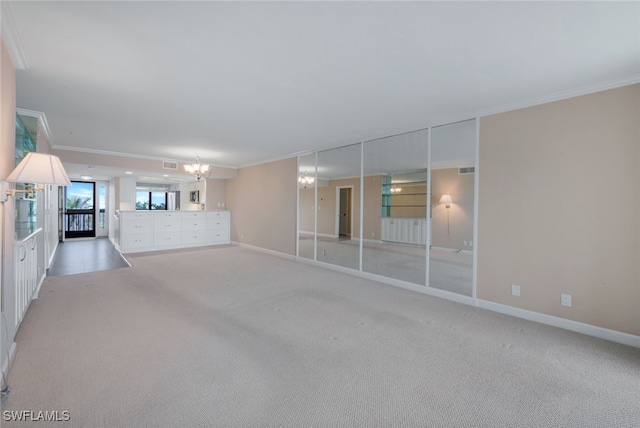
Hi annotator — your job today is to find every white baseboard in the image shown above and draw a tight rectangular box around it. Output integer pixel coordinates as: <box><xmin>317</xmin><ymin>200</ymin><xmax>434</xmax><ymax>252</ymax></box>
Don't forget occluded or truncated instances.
<box><xmin>33</xmin><ymin>274</ymin><xmax>46</xmax><ymax>299</ymax></box>
<box><xmin>240</xmin><ymin>243</ymin><xmax>639</xmax><ymax>348</ymax></box>
<box><xmin>476</xmin><ymin>299</ymin><xmax>640</xmax><ymax>348</ymax></box>
<box><xmin>299</xmin><ymin>231</ymin><xmax>338</xmax><ymax>239</ymax></box>
<box><xmin>232</xmin><ymin>241</ymin><xmax>296</xmax><ymax>261</ymax></box>
<box><xmin>48</xmin><ymin>240</ymin><xmax>59</xmax><ymax>268</ymax></box>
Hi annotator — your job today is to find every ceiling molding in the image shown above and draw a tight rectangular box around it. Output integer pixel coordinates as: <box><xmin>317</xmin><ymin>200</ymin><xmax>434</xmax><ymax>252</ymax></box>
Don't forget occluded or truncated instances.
<box><xmin>16</xmin><ymin>108</ymin><xmax>54</xmax><ymax>148</ymax></box>
<box><xmin>52</xmin><ymin>145</ymin><xmax>238</xmax><ymax>170</ymax></box>
<box><xmin>473</xmin><ymin>75</ymin><xmax>640</xmax><ymax>120</ymax></box>
<box><xmin>0</xmin><ymin>3</ymin><xmax>29</xmax><ymax>69</ymax></box>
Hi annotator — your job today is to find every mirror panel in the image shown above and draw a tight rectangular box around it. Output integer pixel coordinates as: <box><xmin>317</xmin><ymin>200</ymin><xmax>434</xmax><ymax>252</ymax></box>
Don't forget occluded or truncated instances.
<box><xmin>298</xmin><ymin>153</ymin><xmax>316</xmax><ymax>260</ymax></box>
<box><xmin>315</xmin><ymin>143</ymin><xmax>362</xmax><ymax>270</ymax></box>
<box><xmin>362</xmin><ymin>130</ymin><xmax>428</xmax><ymax>285</ymax></box>
<box><xmin>428</xmin><ymin>119</ymin><xmax>476</xmax><ymax>296</ymax></box>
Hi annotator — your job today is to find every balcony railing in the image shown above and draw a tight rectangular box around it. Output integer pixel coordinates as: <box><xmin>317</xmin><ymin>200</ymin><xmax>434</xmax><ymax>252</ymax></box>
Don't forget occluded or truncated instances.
<box><xmin>65</xmin><ymin>209</ymin><xmax>94</xmax><ymax>234</ymax></box>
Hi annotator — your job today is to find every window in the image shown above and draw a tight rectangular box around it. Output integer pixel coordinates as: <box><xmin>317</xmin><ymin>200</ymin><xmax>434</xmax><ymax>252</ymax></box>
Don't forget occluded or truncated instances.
<box><xmin>136</xmin><ymin>191</ymin><xmax>168</xmax><ymax>210</ymax></box>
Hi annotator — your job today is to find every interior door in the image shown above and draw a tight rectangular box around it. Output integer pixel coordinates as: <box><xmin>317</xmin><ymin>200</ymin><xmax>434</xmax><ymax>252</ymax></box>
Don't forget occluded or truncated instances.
<box><xmin>339</xmin><ymin>187</ymin><xmax>351</xmax><ymax>237</ymax></box>
<box><xmin>65</xmin><ymin>181</ymin><xmax>96</xmax><ymax>239</ymax></box>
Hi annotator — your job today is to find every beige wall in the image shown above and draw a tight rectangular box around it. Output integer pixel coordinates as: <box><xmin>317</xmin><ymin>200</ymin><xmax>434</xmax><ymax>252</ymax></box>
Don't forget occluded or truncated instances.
<box><xmin>205</xmin><ymin>178</ymin><xmax>226</xmax><ymax>210</ymax></box>
<box><xmin>362</xmin><ymin>175</ymin><xmax>382</xmax><ymax>240</ymax></box>
<box><xmin>180</xmin><ymin>180</ymin><xmax>205</xmax><ymax>211</ymax></box>
<box><xmin>226</xmin><ymin>157</ymin><xmax>297</xmax><ymax>255</ymax></box>
<box><xmin>477</xmin><ymin>84</ymin><xmax>640</xmax><ymax>336</ymax></box>
<box><xmin>1</xmin><ymin>39</ymin><xmax>17</xmax><ymax>360</ymax></box>
<box><xmin>431</xmin><ymin>168</ymin><xmax>474</xmax><ymax>250</ymax></box>
<box><xmin>299</xmin><ymin>186</ymin><xmax>315</xmax><ymax>233</ymax></box>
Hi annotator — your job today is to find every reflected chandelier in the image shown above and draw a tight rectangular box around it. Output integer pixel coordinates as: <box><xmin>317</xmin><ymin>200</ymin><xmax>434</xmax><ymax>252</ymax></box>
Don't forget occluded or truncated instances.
<box><xmin>184</xmin><ymin>156</ymin><xmax>211</xmax><ymax>181</ymax></box>
<box><xmin>298</xmin><ymin>173</ymin><xmax>315</xmax><ymax>188</ymax></box>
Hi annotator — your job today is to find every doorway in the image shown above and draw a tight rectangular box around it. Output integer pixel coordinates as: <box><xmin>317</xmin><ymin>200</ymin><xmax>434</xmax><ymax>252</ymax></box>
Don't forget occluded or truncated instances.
<box><xmin>64</xmin><ymin>181</ymin><xmax>96</xmax><ymax>239</ymax></box>
<box><xmin>336</xmin><ymin>186</ymin><xmax>353</xmax><ymax>239</ymax></box>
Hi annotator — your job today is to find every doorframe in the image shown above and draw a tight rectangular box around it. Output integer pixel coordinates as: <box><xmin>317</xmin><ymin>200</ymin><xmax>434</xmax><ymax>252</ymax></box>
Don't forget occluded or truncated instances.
<box><xmin>95</xmin><ymin>181</ymin><xmax>109</xmax><ymax>238</ymax></box>
<box><xmin>64</xmin><ymin>181</ymin><xmax>97</xmax><ymax>239</ymax></box>
<box><xmin>335</xmin><ymin>185</ymin><xmax>354</xmax><ymax>238</ymax></box>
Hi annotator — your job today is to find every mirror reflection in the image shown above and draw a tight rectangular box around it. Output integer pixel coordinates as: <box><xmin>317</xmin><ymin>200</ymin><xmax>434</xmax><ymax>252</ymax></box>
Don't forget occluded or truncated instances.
<box><xmin>363</xmin><ymin>130</ymin><xmax>428</xmax><ymax>285</ymax></box>
<box><xmin>298</xmin><ymin>153</ymin><xmax>316</xmax><ymax>260</ymax></box>
<box><xmin>428</xmin><ymin>119</ymin><xmax>476</xmax><ymax>296</ymax></box>
<box><xmin>314</xmin><ymin>143</ymin><xmax>362</xmax><ymax>270</ymax></box>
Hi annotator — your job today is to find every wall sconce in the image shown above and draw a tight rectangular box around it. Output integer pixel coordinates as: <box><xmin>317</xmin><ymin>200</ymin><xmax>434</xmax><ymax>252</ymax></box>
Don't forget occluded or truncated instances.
<box><xmin>2</xmin><ymin>152</ymin><xmax>71</xmax><ymax>201</ymax></box>
<box><xmin>439</xmin><ymin>194</ymin><xmax>453</xmax><ymax>235</ymax></box>
<box><xmin>1</xmin><ymin>153</ymin><xmax>70</xmax><ymax>321</ymax></box>
<box><xmin>184</xmin><ymin>156</ymin><xmax>211</xmax><ymax>181</ymax></box>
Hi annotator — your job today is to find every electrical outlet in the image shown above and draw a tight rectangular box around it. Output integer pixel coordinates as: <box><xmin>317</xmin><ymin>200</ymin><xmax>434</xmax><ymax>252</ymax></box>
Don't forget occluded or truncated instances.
<box><xmin>511</xmin><ymin>284</ymin><xmax>520</xmax><ymax>297</ymax></box>
<box><xmin>463</xmin><ymin>240</ymin><xmax>468</xmax><ymax>247</ymax></box>
<box><xmin>561</xmin><ymin>294</ymin><xmax>572</xmax><ymax>307</ymax></box>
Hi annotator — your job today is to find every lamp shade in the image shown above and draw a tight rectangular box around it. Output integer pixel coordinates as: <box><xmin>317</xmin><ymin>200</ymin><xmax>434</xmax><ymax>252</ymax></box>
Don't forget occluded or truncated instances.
<box><xmin>6</xmin><ymin>153</ymin><xmax>71</xmax><ymax>186</ymax></box>
<box><xmin>439</xmin><ymin>194</ymin><xmax>452</xmax><ymax>206</ymax></box>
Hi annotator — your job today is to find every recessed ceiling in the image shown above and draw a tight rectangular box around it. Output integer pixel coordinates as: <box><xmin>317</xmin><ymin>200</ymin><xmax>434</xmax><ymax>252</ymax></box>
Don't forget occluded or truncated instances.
<box><xmin>6</xmin><ymin>1</ymin><xmax>640</xmax><ymax>176</ymax></box>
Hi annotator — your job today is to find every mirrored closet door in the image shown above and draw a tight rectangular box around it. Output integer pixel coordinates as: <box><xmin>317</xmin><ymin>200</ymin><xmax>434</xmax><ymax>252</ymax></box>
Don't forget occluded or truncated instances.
<box><xmin>298</xmin><ymin>153</ymin><xmax>316</xmax><ymax>260</ymax></box>
<box><xmin>362</xmin><ymin>130</ymin><xmax>428</xmax><ymax>285</ymax></box>
<box><xmin>315</xmin><ymin>143</ymin><xmax>362</xmax><ymax>270</ymax></box>
<box><xmin>428</xmin><ymin>119</ymin><xmax>476</xmax><ymax>296</ymax></box>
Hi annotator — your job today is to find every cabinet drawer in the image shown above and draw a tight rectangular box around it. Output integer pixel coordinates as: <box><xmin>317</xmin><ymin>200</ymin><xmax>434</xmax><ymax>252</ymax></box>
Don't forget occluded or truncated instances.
<box><xmin>154</xmin><ymin>218</ymin><xmax>181</xmax><ymax>232</ymax></box>
<box><xmin>122</xmin><ymin>219</ymin><xmax>152</xmax><ymax>234</ymax></box>
<box><xmin>206</xmin><ymin>229</ymin><xmax>230</xmax><ymax>244</ymax></box>
<box><xmin>182</xmin><ymin>218</ymin><xmax>206</xmax><ymax>231</ymax></box>
<box><xmin>121</xmin><ymin>211</ymin><xmax>151</xmax><ymax>220</ymax></box>
<box><xmin>182</xmin><ymin>231</ymin><xmax>206</xmax><ymax>245</ymax></box>
<box><xmin>154</xmin><ymin>231</ymin><xmax>181</xmax><ymax>247</ymax></box>
<box><xmin>122</xmin><ymin>233</ymin><xmax>153</xmax><ymax>250</ymax></box>
<box><xmin>153</xmin><ymin>211</ymin><xmax>180</xmax><ymax>219</ymax></box>
<box><xmin>182</xmin><ymin>211</ymin><xmax>204</xmax><ymax>219</ymax></box>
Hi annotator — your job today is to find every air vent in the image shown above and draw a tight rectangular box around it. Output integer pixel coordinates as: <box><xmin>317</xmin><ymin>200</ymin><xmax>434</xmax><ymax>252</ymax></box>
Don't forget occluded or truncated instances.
<box><xmin>458</xmin><ymin>167</ymin><xmax>475</xmax><ymax>175</ymax></box>
<box><xmin>162</xmin><ymin>161</ymin><xmax>178</xmax><ymax>170</ymax></box>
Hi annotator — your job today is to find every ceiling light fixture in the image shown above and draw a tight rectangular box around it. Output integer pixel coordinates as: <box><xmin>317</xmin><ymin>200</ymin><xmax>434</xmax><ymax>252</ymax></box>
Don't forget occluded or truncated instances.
<box><xmin>184</xmin><ymin>156</ymin><xmax>211</xmax><ymax>181</ymax></box>
<box><xmin>80</xmin><ymin>175</ymin><xmax>93</xmax><ymax>181</ymax></box>
<box><xmin>390</xmin><ymin>184</ymin><xmax>402</xmax><ymax>194</ymax></box>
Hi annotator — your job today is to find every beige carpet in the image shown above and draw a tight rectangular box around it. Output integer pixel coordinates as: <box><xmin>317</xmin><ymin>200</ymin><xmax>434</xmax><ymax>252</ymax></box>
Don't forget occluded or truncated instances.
<box><xmin>1</xmin><ymin>245</ymin><xmax>639</xmax><ymax>427</ymax></box>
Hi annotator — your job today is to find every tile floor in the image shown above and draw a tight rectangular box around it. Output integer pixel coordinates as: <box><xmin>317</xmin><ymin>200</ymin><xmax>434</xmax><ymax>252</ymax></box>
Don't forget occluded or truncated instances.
<box><xmin>47</xmin><ymin>237</ymin><xmax>130</xmax><ymax>276</ymax></box>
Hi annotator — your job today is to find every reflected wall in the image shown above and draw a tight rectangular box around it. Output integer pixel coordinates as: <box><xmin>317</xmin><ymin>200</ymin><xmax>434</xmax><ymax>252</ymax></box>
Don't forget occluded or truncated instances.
<box><xmin>315</xmin><ymin>144</ymin><xmax>361</xmax><ymax>270</ymax></box>
<box><xmin>298</xmin><ymin>153</ymin><xmax>316</xmax><ymax>260</ymax></box>
<box><xmin>362</xmin><ymin>130</ymin><xmax>428</xmax><ymax>285</ymax></box>
<box><xmin>428</xmin><ymin>119</ymin><xmax>476</xmax><ymax>296</ymax></box>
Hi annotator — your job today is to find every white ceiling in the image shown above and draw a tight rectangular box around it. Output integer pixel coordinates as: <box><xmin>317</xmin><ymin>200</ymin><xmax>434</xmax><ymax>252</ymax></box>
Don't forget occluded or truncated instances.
<box><xmin>6</xmin><ymin>1</ymin><xmax>640</xmax><ymax>179</ymax></box>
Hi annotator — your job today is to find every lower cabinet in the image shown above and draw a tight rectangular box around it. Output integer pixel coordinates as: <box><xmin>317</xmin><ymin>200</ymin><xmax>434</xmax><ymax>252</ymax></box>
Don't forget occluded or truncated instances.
<box><xmin>381</xmin><ymin>218</ymin><xmax>426</xmax><ymax>246</ymax></box>
<box><xmin>118</xmin><ymin>210</ymin><xmax>231</xmax><ymax>253</ymax></box>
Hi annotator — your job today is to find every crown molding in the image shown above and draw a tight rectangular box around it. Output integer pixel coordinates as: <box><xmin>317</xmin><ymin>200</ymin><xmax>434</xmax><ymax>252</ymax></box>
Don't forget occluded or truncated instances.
<box><xmin>473</xmin><ymin>75</ymin><xmax>640</xmax><ymax>119</ymax></box>
<box><xmin>16</xmin><ymin>108</ymin><xmax>54</xmax><ymax>148</ymax></box>
<box><xmin>52</xmin><ymin>145</ymin><xmax>238</xmax><ymax>170</ymax></box>
<box><xmin>1</xmin><ymin>3</ymin><xmax>29</xmax><ymax>69</ymax></box>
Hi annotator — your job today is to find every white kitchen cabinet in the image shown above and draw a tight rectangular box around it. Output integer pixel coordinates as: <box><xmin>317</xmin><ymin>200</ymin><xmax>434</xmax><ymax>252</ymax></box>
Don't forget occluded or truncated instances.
<box><xmin>117</xmin><ymin>210</ymin><xmax>230</xmax><ymax>253</ymax></box>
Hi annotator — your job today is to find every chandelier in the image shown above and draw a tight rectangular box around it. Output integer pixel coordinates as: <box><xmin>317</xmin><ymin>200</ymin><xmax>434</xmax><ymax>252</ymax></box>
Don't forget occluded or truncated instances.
<box><xmin>184</xmin><ymin>156</ymin><xmax>211</xmax><ymax>181</ymax></box>
<box><xmin>298</xmin><ymin>173</ymin><xmax>315</xmax><ymax>188</ymax></box>
<box><xmin>390</xmin><ymin>184</ymin><xmax>402</xmax><ymax>194</ymax></box>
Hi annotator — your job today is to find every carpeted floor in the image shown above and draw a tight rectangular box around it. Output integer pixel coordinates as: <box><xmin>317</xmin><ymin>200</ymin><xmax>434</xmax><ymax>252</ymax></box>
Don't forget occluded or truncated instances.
<box><xmin>1</xmin><ymin>245</ymin><xmax>638</xmax><ymax>427</ymax></box>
